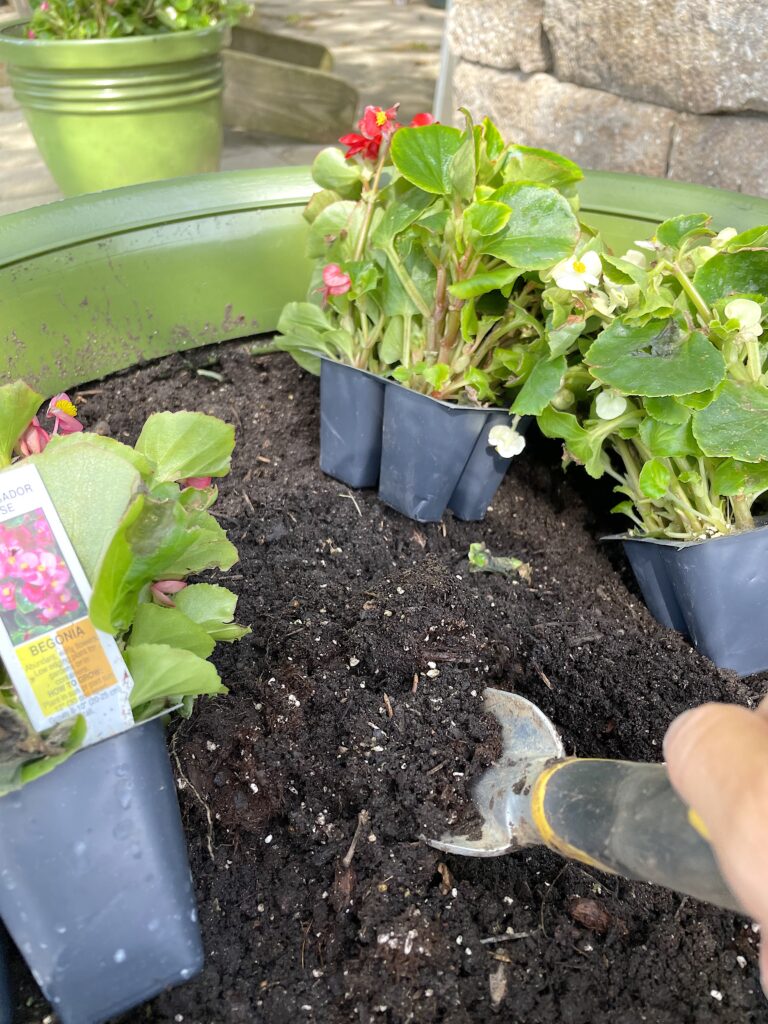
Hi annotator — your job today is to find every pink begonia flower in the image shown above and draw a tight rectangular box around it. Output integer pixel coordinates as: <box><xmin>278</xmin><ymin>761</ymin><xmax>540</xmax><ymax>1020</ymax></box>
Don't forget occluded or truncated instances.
<box><xmin>14</xmin><ymin>549</ymin><xmax>60</xmax><ymax>588</ymax></box>
<box><xmin>46</xmin><ymin>393</ymin><xmax>83</xmax><ymax>436</ymax></box>
<box><xmin>26</xmin><ymin>29</ymin><xmax>36</xmax><ymax>38</ymax></box>
<box><xmin>180</xmin><ymin>476</ymin><xmax>212</xmax><ymax>490</ymax></box>
<box><xmin>39</xmin><ymin>1</ymin><xmax>50</xmax><ymax>9</ymax></box>
<box><xmin>18</xmin><ymin>416</ymin><xmax>50</xmax><ymax>457</ymax></box>
<box><xmin>150</xmin><ymin>580</ymin><xmax>188</xmax><ymax>607</ymax></box>
<box><xmin>410</xmin><ymin>112</ymin><xmax>436</xmax><ymax>126</ymax></box>
<box><xmin>321</xmin><ymin>264</ymin><xmax>352</xmax><ymax>303</ymax></box>
<box><xmin>0</xmin><ymin>582</ymin><xmax>16</xmax><ymax>612</ymax></box>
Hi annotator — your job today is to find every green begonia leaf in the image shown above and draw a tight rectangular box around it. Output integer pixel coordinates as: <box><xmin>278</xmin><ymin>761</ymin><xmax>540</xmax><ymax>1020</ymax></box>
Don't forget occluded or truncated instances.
<box><xmin>480</xmin><ymin>184</ymin><xmax>580</xmax><ymax>270</ymax></box>
<box><xmin>639</xmin><ymin>417</ymin><xmax>700</xmax><ymax>458</ymax></box>
<box><xmin>0</xmin><ymin>381</ymin><xmax>42</xmax><ymax>468</ymax></box>
<box><xmin>585</xmin><ymin>319</ymin><xmax>725</xmax><ymax>397</ymax></box>
<box><xmin>511</xmin><ymin>356</ymin><xmax>566</xmax><ymax>415</ymax></box>
<box><xmin>449</xmin><ymin>267</ymin><xmax>519</xmax><ymax>300</ymax></box>
<box><xmin>379</xmin><ymin>315</ymin><xmax>404</xmax><ymax>363</ymax></box>
<box><xmin>460</xmin><ymin>300</ymin><xmax>478</xmax><ymax>342</ymax></box>
<box><xmin>135</xmin><ymin>411</ymin><xmax>234</xmax><ymax>482</ymax></box>
<box><xmin>725</xmin><ymin>226</ymin><xmax>768</xmax><ymax>249</ymax></box>
<box><xmin>712</xmin><ymin>459</ymin><xmax>768</xmax><ymax>497</ymax></box>
<box><xmin>537</xmin><ymin>406</ymin><xmax>609</xmax><ymax>478</ymax></box>
<box><xmin>390</xmin><ymin>124</ymin><xmax>463</xmax><ymax>195</ymax></box>
<box><xmin>125</xmin><ymin>644</ymin><xmax>225</xmax><ymax>711</ymax></box>
<box><xmin>464</xmin><ymin>201</ymin><xmax>511</xmax><ymax>240</ymax></box>
<box><xmin>32</xmin><ymin>435</ymin><xmax>141</xmax><ymax>582</ymax></box>
<box><xmin>655</xmin><ymin>213</ymin><xmax>710</xmax><ymax>248</ymax></box>
<box><xmin>547</xmin><ymin>319</ymin><xmax>585</xmax><ymax>358</ymax></box>
<box><xmin>644</xmin><ymin>396</ymin><xmax>691</xmax><ymax>425</ymax></box>
<box><xmin>694</xmin><ymin>250</ymin><xmax>768</xmax><ymax>304</ymax></box>
<box><xmin>173</xmin><ymin>582</ymin><xmax>249</xmax><ymax>642</ymax></box>
<box><xmin>450</xmin><ymin>120</ymin><xmax>477</xmax><ymax>201</ymax></box>
<box><xmin>128</xmin><ymin>603</ymin><xmax>215</xmax><ymax>659</ymax></box>
<box><xmin>502</xmin><ymin>145</ymin><xmax>583</xmax><ymax>191</ymax></box>
<box><xmin>311</xmin><ymin>147</ymin><xmax>363</xmax><ymax>198</ymax></box>
<box><xmin>371</xmin><ymin>189</ymin><xmax>434</xmax><ymax>246</ymax></box>
<box><xmin>306</xmin><ymin>200</ymin><xmax>358</xmax><ymax>259</ymax></box>
<box><xmin>303</xmin><ymin>189</ymin><xmax>342</xmax><ymax>226</ymax></box>
<box><xmin>639</xmin><ymin>458</ymin><xmax>671</xmax><ymax>499</ymax></box>
<box><xmin>692</xmin><ymin>380</ymin><xmax>768</xmax><ymax>462</ymax></box>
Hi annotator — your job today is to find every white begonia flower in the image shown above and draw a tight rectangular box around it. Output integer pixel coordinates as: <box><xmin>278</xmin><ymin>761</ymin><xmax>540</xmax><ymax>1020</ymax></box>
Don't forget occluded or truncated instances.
<box><xmin>595</xmin><ymin>390</ymin><xmax>628</xmax><ymax>420</ymax></box>
<box><xmin>488</xmin><ymin>424</ymin><xmax>526</xmax><ymax>459</ymax></box>
<box><xmin>622</xmin><ymin>249</ymin><xmax>647</xmax><ymax>268</ymax></box>
<box><xmin>724</xmin><ymin>298</ymin><xmax>764</xmax><ymax>343</ymax></box>
<box><xmin>634</xmin><ymin>239</ymin><xmax>658</xmax><ymax>251</ymax></box>
<box><xmin>552</xmin><ymin>250</ymin><xmax>602</xmax><ymax>292</ymax></box>
<box><xmin>714</xmin><ymin>226</ymin><xmax>738</xmax><ymax>247</ymax></box>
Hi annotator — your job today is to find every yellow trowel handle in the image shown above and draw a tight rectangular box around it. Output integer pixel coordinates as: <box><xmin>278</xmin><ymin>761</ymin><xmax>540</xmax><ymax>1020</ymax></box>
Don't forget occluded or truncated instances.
<box><xmin>532</xmin><ymin>758</ymin><xmax>740</xmax><ymax>912</ymax></box>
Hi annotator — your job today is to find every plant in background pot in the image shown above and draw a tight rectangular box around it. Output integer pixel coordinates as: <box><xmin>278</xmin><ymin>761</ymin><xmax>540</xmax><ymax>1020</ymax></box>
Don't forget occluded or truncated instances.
<box><xmin>0</xmin><ymin>381</ymin><xmax>248</xmax><ymax>1024</ymax></box>
<box><xmin>267</xmin><ymin>105</ymin><xmax>592</xmax><ymax>521</ymax></box>
<box><xmin>0</xmin><ymin>0</ymin><xmax>250</xmax><ymax>196</ymax></box>
<box><xmin>533</xmin><ymin>212</ymin><xmax>768</xmax><ymax>674</ymax></box>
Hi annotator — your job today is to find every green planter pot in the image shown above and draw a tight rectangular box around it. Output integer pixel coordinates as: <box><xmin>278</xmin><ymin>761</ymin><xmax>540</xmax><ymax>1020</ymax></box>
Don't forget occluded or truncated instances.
<box><xmin>2</xmin><ymin>169</ymin><xmax>768</xmax><ymax>395</ymax></box>
<box><xmin>0</xmin><ymin>20</ymin><xmax>225</xmax><ymax>196</ymax></box>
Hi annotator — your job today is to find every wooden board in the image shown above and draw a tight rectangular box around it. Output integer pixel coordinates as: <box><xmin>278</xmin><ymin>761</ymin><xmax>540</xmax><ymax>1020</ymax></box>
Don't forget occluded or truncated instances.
<box><xmin>223</xmin><ymin>48</ymin><xmax>357</xmax><ymax>142</ymax></box>
<box><xmin>229</xmin><ymin>16</ymin><xmax>333</xmax><ymax>72</ymax></box>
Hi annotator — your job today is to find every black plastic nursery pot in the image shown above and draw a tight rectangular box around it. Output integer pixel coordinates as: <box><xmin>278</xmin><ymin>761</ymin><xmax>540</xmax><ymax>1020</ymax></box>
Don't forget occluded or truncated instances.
<box><xmin>319</xmin><ymin>359</ymin><xmax>528</xmax><ymax>523</ymax></box>
<box><xmin>0</xmin><ymin>719</ymin><xmax>203</xmax><ymax>1024</ymax></box>
<box><xmin>378</xmin><ymin>383</ymin><xmax>529</xmax><ymax>522</ymax></box>
<box><xmin>319</xmin><ymin>359</ymin><xmax>385</xmax><ymax>488</ymax></box>
<box><xmin>623</xmin><ymin>525</ymin><xmax>768</xmax><ymax>676</ymax></box>
<box><xmin>0</xmin><ymin>930</ymin><xmax>11</xmax><ymax>1024</ymax></box>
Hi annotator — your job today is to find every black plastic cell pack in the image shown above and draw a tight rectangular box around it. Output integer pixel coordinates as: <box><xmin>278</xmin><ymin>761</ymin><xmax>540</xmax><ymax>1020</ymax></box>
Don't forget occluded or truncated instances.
<box><xmin>0</xmin><ymin>929</ymin><xmax>11</xmax><ymax>1024</ymax></box>
<box><xmin>0</xmin><ymin>720</ymin><xmax>203</xmax><ymax>1024</ymax></box>
<box><xmin>319</xmin><ymin>359</ymin><xmax>528</xmax><ymax>522</ymax></box>
<box><xmin>623</xmin><ymin>525</ymin><xmax>768</xmax><ymax>676</ymax></box>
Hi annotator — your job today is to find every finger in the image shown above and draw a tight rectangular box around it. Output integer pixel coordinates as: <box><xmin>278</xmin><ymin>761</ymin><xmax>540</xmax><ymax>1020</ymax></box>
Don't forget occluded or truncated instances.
<box><xmin>759</xmin><ymin>693</ymin><xmax>768</xmax><ymax>720</ymax></box>
<box><xmin>664</xmin><ymin>703</ymin><xmax>768</xmax><ymax>924</ymax></box>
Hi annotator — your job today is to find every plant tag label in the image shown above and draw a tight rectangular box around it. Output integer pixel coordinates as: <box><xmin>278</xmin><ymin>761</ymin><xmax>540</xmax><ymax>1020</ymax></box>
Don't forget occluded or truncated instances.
<box><xmin>0</xmin><ymin>463</ymin><xmax>134</xmax><ymax>744</ymax></box>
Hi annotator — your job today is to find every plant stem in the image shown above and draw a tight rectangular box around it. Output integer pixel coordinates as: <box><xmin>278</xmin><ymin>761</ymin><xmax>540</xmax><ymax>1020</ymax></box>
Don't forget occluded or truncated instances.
<box><xmin>671</xmin><ymin>262</ymin><xmax>711</xmax><ymax>324</ymax></box>
<box><xmin>383</xmin><ymin>243</ymin><xmax>432</xmax><ymax>319</ymax></box>
<box><xmin>353</xmin><ymin>144</ymin><xmax>389</xmax><ymax>263</ymax></box>
<box><xmin>732</xmin><ymin>494</ymin><xmax>754</xmax><ymax>531</ymax></box>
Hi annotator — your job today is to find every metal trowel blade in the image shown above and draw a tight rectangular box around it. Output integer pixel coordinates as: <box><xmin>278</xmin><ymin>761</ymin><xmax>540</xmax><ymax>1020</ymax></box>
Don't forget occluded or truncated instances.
<box><xmin>427</xmin><ymin>688</ymin><xmax>565</xmax><ymax>857</ymax></box>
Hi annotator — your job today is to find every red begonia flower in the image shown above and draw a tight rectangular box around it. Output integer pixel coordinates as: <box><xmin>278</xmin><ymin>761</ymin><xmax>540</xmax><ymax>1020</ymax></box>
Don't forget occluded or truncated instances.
<box><xmin>339</xmin><ymin>104</ymin><xmax>401</xmax><ymax>160</ymax></box>
<box><xmin>410</xmin><ymin>112</ymin><xmax>436</xmax><ymax>126</ymax></box>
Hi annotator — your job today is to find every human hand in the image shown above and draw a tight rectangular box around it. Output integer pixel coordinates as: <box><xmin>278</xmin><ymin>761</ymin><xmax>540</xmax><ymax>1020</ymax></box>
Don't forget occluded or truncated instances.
<box><xmin>664</xmin><ymin>698</ymin><xmax>768</xmax><ymax>993</ymax></box>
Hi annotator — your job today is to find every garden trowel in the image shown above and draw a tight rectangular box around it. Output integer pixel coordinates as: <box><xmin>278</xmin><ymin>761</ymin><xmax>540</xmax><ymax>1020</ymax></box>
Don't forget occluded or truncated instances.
<box><xmin>429</xmin><ymin>688</ymin><xmax>740</xmax><ymax>912</ymax></box>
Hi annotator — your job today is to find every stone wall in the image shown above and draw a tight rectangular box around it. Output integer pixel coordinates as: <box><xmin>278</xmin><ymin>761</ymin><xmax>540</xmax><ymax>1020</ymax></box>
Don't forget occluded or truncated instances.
<box><xmin>449</xmin><ymin>0</ymin><xmax>768</xmax><ymax>196</ymax></box>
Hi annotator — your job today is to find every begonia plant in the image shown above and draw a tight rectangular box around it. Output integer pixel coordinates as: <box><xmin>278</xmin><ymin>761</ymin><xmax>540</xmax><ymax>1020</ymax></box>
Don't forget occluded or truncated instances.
<box><xmin>269</xmin><ymin>105</ymin><xmax>596</xmax><ymax>454</ymax></box>
<box><xmin>533</xmin><ymin>213</ymin><xmax>768</xmax><ymax>540</ymax></box>
<box><xmin>0</xmin><ymin>381</ymin><xmax>248</xmax><ymax>791</ymax></box>
<box><xmin>25</xmin><ymin>0</ymin><xmax>250</xmax><ymax>39</ymax></box>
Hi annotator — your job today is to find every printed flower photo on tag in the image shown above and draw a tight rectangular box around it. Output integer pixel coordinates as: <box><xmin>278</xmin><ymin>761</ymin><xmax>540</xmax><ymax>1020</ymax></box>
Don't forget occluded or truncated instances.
<box><xmin>0</xmin><ymin>509</ymin><xmax>86</xmax><ymax>644</ymax></box>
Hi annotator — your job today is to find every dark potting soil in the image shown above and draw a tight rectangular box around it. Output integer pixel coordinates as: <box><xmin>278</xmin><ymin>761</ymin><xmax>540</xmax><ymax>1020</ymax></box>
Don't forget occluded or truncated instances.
<box><xmin>12</xmin><ymin>344</ymin><xmax>768</xmax><ymax>1024</ymax></box>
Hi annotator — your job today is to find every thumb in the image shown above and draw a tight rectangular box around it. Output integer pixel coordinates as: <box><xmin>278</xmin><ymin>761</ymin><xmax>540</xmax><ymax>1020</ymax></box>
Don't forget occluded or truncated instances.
<box><xmin>664</xmin><ymin>702</ymin><xmax>768</xmax><ymax>991</ymax></box>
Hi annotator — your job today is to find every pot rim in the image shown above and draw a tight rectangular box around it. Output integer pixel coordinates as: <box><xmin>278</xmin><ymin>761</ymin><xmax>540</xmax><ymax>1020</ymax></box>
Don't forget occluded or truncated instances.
<box><xmin>604</xmin><ymin>518</ymin><xmax>768</xmax><ymax>549</ymax></box>
<box><xmin>0</xmin><ymin>18</ymin><xmax>227</xmax><ymax>69</ymax></box>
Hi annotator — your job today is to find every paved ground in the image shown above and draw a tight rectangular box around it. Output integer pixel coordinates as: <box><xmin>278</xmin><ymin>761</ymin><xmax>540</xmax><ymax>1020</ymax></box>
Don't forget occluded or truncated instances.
<box><xmin>0</xmin><ymin>0</ymin><xmax>444</xmax><ymax>216</ymax></box>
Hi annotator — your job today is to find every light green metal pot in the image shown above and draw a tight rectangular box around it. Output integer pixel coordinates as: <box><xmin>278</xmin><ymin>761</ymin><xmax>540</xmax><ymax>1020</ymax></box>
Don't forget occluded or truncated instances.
<box><xmin>0</xmin><ymin>20</ymin><xmax>225</xmax><ymax>196</ymax></box>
